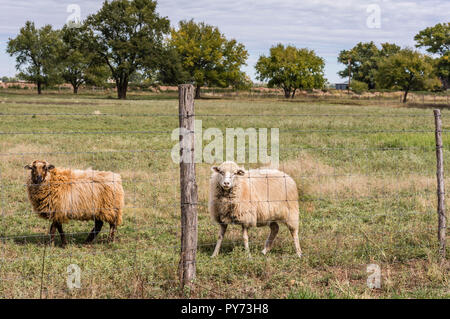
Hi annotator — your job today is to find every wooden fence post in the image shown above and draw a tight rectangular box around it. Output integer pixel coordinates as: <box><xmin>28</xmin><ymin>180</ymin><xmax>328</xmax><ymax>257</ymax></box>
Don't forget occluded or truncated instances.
<box><xmin>434</xmin><ymin>109</ymin><xmax>447</xmax><ymax>260</ymax></box>
<box><xmin>178</xmin><ymin>84</ymin><xmax>198</xmax><ymax>288</ymax></box>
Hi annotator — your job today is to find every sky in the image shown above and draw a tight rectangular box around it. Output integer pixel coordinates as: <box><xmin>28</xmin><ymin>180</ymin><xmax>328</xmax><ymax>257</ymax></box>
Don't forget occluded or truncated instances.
<box><xmin>0</xmin><ymin>0</ymin><xmax>448</xmax><ymax>84</ymax></box>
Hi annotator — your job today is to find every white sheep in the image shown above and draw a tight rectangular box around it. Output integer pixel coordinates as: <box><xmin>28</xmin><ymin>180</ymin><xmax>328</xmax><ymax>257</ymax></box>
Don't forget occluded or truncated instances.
<box><xmin>208</xmin><ymin>161</ymin><xmax>302</xmax><ymax>258</ymax></box>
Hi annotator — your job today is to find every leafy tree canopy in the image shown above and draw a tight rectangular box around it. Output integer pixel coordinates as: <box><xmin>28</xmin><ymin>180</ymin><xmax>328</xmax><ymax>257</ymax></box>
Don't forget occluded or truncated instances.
<box><xmin>338</xmin><ymin>42</ymin><xmax>401</xmax><ymax>89</ymax></box>
<box><xmin>7</xmin><ymin>21</ymin><xmax>62</xmax><ymax>94</ymax></box>
<box><xmin>415</xmin><ymin>22</ymin><xmax>450</xmax><ymax>55</ymax></box>
<box><xmin>436</xmin><ymin>52</ymin><xmax>450</xmax><ymax>89</ymax></box>
<box><xmin>170</xmin><ymin>19</ymin><xmax>248</xmax><ymax>98</ymax></box>
<box><xmin>415</xmin><ymin>22</ymin><xmax>450</xmax><ymax>89</ymax></box>
<box><xmin>59</xmin><ymin>25</ymin><xmax>109</xmax><ymax>93</ymax></box>
<box><xmin>255</xmin><ymin>44</ymin><xmax>326</xmax><ymax>98</ymax></box>
<box><xmin>153</xmin><ymin>44</ymin><xmax>190</xmax><ymax>86</ymax></box>
<box><xmin>85</xmin><ymin>0</ymin><xmax>170</xmax><ymax>99</ymax></box>
<box><xmin>376</xmin><ymin>48</ymin><xmax>439</xmax><ymax>102</ymax></box>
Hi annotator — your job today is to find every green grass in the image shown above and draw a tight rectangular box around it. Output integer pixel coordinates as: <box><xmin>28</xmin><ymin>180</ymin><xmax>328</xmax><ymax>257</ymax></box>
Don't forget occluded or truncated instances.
<box><xmin>0</xmin><ymin>90</ymin><xmax>449</xmax><ymax>299</ymax></box>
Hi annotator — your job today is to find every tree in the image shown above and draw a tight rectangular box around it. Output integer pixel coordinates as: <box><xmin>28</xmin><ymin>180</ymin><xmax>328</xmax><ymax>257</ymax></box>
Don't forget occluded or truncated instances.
<box><xmin>338</xmin><ymin>42</ymin><xmax>401</xmax><ymax>90</ymax></box>
<box><xmin>436</xmin><ymin>53</ymin><xmax>450</xmax><ymax>89</ymax></box>
<box><xmin>415</xmin><ymin>22</ymin><xmax>450</xmax><ymax>89</ymax></box>
<box><xmin>85</xmin><ymin>0</ymin><xmax>170</xmax><ymax>99</ymax></box>
<box><xmin>350</xmin><ymin>80</ymin><xmax>369</xmax><ymax>94</ymax></box>
<box><xmin>154</xmin><ymin>45</ymin><xmax>190</xmax><ymax>85</ymax></box>
<box><xmin>59</xmin><ymin>25</ymin><xmax>109</xmax><ymax>94</ymax></box>
<box><xmin>415</xmin><ymin>22</ymin><xmax>450</xmax><ymax>56</ymax></box>
<box><xmin>7</xmin><ymin>21</ymin><xmax>62</xmax><ymax>94</ymax></box>
<box><xmin>170</xmin><ymin>20</ymin><xmax>248</xmax><ymax>98</ymax></box>
<box><xmin>255</xmin><ymin>44</ymin><xmax>326</xmax><ymax>98</ymax></box>
<box><xmin>376</xmin><ymin>48</ymin><xmax>438</xmax><ymax>103</ymax></box>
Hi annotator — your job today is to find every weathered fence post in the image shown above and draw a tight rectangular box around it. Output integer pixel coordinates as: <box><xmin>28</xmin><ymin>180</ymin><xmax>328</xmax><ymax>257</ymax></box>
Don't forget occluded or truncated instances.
<box><xmin>434</xmin><ymin>109</ymin><xmax>447</xmax><ymax>260</ymax></box>
<box><xmin>178</xmin><ymin>84</ymin><xmax>198</xmax><ymax>289</ymax></box>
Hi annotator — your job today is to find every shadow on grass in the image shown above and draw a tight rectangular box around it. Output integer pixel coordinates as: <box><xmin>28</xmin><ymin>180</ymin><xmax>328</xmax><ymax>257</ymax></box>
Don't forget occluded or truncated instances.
<box><xmin>8</xmin><ymin>230</ymin><xmax>107</xmax><ymax>247</ymax></box>
<box><xmin>196</xmin><ymin>238</ymin><xmax>240</xmax><ymax>256</ymax></box>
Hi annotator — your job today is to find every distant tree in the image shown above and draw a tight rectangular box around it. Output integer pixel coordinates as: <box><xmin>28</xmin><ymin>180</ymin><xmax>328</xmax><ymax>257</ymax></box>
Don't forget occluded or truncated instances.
<box><xmin>415</xmin><ymin>22</ymin><xmax>450</xmax><ymax>89</ymax></box>
<box><xmin>170</xmin><ymin>20</ymin><xmax>248</xmax><ymax>98</ymax></box>
<box><xmin>85</xmin><ymin>0</ymin><xmax>170</xmax><ymax>99</ymax></box>
<box><xmin>154</xmin><ymin>45</ymin><xmax>190</xmax><ymax>85</ymax></box>
<box><xmin>415</xmin><ymin>22</ymin><xmax>450</xmax><ymax>55</ymax></box>
<box><xmin>59</xmin><ymin>25</ymin><xmax>109</xmax><ymax>94</ymax></box>
<box><xmin>255</xmin><ymin>44</ymin><xmax>326</xmax><ymax>98</ymax></box>
<box><xmin>229</xmin><ymin>71</ymin><xmax>253</xmax><ymax>91</ymax></box>
<box><xmin>7</xmin><ymin>21</ymin><xmax>62</xmax><ymax>94</ymax></box>
<box><xmin>379</xmin><ymin>42</ymin><xmax>402</xmax><ymax>57</ymax></box>
<box><xmin>435</xmin><ymin>53</ymin><xmax>450</xmax><ymax>89</ymax></box>
<box><xmin>129</xmin><ymin>71</ymin><xmax>146</xmax><ymax>85</ymax></box>
<box><xmin>1</xmin><ymin>76</ymin><xmax>19</xmax><ymax>83</ymax></box>
<box><xmin>338</xmin><ymin>42</ymin><xmax>401</xmax><ymax>90</ymax></box>
<box><xmin>376</xmin><ymin>48</ymin><xmax>438</xmax><ymax>103</ymax></box>
<box><xmin>350</xmin><ymin>80</ymin><xmax>369</xmax><ymax>94</ymax></box>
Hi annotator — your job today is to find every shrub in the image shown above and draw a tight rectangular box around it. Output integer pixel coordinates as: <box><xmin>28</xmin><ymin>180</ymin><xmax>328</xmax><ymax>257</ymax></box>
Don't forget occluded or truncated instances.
<box><xmin>351</xmin><ymin>80</ymin><xmax>368</xmax><ymax>94</ymax></box>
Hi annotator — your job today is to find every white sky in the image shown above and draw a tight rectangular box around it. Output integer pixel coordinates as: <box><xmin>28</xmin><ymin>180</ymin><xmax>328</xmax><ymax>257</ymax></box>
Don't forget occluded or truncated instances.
<box><xmin>0</xmin><ymin>0</ymin><xmax>448</xmax><ymax>83</ymax></box>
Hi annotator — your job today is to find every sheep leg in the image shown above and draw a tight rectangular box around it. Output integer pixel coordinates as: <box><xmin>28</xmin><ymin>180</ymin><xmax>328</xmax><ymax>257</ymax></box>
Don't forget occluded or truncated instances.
<box><xmin>288</xmin><ymin>226</ymin><xmax>302</xmax><ymax>258</ymax></box>
<box><xmin>55</xmin><ymin>222</ymin><xmax>67</xmax><ymax>247</ymax></box>
<box><xmin>211</xmin><ymin>224</ymin><xmax>227</xmax><ymax>257</ymax></box>
<box><xmin>49</xmin><ymin>222</ymin><xmax>57</xmax><ymax>246</ymax></box>
<box><xmin>262</xmin><ymin>222</ymin><xmax>279</xmax><ymax>255</ymax></box>
<box><xmin>85</xmin><ymin>219</ymin><xmax>104</xmax><ymax>243</ymax></box>
<box><xmin>108</xmin><ymin>224</ymin><xmax>116</xmax><ymax>242</ymax></box>
<box><xmin>242</xmin><ymin>226</ymin><xmax>251</xmax><ymax>257</ymax></box>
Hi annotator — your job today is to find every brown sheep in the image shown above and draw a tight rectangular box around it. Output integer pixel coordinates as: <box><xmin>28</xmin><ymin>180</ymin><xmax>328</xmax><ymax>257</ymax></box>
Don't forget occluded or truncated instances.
<box><xmin>208</xmin><ymin>161</ymin><xmax>302</xmax><ymax>258</ymax></box>
<box><xmin>25</xmin><ymin>160</ymin><xmax>124</xmax><ymax>246</ymax></box>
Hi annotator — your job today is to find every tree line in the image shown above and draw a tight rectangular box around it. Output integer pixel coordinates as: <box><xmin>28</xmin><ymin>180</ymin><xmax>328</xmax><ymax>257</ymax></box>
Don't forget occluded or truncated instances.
<box><xmin>5</xmin><ymin>0</ymin><xmax>449</xmax><ymax>102</ymax></box>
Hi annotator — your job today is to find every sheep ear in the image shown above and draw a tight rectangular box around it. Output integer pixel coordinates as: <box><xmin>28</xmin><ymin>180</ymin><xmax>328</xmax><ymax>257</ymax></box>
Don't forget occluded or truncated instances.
<box><xmin>237</xmin><ymin>169</ymin><xmax>245</xmax><ymax>176</ymax></box>
<box><xmin>212</xmin><ymin>166</ymin><xmax>220</xmax><ymax>173</ymax></box>
<box><xmin>24</xmin><ymin>164</ymin><xmax>32</xmax><ymax>170</ymax></box>
<box><xmin>47</xmin><ymin>164</ymin><xmax>55</xmax><ymax>171</ymax></box>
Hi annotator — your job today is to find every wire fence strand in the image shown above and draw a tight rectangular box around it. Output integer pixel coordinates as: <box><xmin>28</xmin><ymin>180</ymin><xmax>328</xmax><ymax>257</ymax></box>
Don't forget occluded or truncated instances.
<box><xmin>0</xmin><ymin>104</ymin><xmax>447</xmax><ymax>298</ymax></box>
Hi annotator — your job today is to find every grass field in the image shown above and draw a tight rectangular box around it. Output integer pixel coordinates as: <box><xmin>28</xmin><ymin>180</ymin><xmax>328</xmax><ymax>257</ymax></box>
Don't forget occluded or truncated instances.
<box><xmin>0</xmin><ymin>90</ymin><xmax>449</xmax><ymax>299</ymax></box>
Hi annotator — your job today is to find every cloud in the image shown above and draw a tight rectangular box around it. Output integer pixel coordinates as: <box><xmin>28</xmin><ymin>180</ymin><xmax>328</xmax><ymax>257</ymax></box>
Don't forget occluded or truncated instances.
<box><xmin>0</xmin><ymin>0</ymin><xmax>448</xmax><ymax>83</ymax></box>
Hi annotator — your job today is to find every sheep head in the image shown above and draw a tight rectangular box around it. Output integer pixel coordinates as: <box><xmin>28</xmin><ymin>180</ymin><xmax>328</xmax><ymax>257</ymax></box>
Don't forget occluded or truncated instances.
<box><xmin>211</xmin><ymin>161</ymin><xmax>245</xmax><ymax>190</ymax></box>
<box><xmin>24</xmin><ymin>160</ymin><xmax>55</xmax><ymax>184</ymax></box>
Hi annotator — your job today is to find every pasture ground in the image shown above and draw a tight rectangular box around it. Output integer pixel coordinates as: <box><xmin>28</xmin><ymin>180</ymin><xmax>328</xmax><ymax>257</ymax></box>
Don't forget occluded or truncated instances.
<box><xmin>0</xmin><ymin>90</ymin><xmax>449</xmax><ymax>298</ymax></box>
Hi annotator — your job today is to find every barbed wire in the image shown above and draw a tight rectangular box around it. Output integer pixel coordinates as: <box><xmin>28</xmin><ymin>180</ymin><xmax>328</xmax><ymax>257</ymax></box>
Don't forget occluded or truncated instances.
<box><xmin>0</xmin><ymin>145</ymin><xmax>445</xmax><ymax>157</ymax></box>
<box><xmin>0</xmin><ymin>112</ymin><xmax>443</xmax><ymax>118</ymax></box>
<box><xmin>0</xmin><ymin>130</ymin><xmax>176</xmax><ymax>135</ymax></box>
<box><xmin>0</xmin><ymin>107</ymin><xmax>446</xmax><ymax>298</ymax></box>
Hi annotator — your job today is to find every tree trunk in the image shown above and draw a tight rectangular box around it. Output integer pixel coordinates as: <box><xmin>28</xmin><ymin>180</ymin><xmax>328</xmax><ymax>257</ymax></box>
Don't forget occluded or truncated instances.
<box><xmin>284</xmin><ymin>88</ymin><xmax>291</xmax><ymax>98</ymax></box>
<box><xmin>117</xmin><ymin>76</ymin><xmax>128</xmax><ymax>99</ymax></box>
<box><xmin>440</xmin><ymin>77</ymin><xmax>449</xmax><ymax>90</ymax></box>
<box><xmin>291</xmin><ymin>89</ymin><xmax>297</xmax><ymax>99</ymax></box>
<box><xmin>73</xmin><ymin>84</ymin><xmax>78</xmax><ymax>94</ymax></box>
<box><xmin>195</xmin><ymin>85</ymin><xmax>201</xmax><ymax>99</ymax></box>
<box><xmin>403</xmin><ymin>90</ymin><xmax>409</xmax><ymax>103</ymax></box>
<box><xmin>37</xmin><ymin>82</ymin><xmax>42</xmax><ymax>95</ymax></box>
